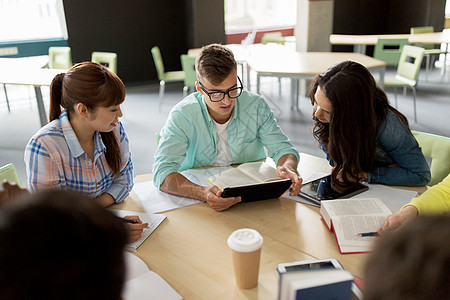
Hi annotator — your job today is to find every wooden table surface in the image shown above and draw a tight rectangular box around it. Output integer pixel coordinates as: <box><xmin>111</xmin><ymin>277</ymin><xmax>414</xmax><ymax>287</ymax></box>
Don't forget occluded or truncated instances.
<box><xmin>112</xmin><ymin>153</ymin><xmax>425</xmax><ymax>299</ymax></box>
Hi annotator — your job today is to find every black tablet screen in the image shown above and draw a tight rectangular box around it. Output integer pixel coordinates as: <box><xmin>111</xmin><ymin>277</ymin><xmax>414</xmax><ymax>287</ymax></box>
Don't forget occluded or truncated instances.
<box><xmin>299</xmin><ymin>175</ymin><xmax>368</xmax><ymax>203</ymax></box>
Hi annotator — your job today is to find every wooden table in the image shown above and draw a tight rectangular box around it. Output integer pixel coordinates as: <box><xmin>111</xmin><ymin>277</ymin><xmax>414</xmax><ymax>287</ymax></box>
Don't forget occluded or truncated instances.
<box><xmin>0</xmin><ymin>58</ymin><xmax>63</xmax><ymax>127</ymax></box>
<box><xmin>113</xmin><ymin>153</ymin><xmax>425</xmax><ymax>299</ymax></box>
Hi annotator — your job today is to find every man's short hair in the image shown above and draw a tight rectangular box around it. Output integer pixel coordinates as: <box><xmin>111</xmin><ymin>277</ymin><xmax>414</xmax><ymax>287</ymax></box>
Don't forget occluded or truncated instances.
<box><xmin>0</xmin><ymin>190</ymin><xmax>128</xmax><ymax>300</ymax></box>
<box><xmin>195</xmin><ymin>43</ymin><xmax>237</xmax><ymax>85</ymax></box>
<box><xmin>364</xmin><ymin>214</ymin><xmax>450</xmax><ymax>300</ymax></box>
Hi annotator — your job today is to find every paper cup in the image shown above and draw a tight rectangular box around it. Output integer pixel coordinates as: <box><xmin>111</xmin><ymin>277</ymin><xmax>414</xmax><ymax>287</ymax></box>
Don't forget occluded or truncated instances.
<box><xmin>227</xmin><ymin>228</ymin><xmax>263</xmax><ymax>289</ymax></box>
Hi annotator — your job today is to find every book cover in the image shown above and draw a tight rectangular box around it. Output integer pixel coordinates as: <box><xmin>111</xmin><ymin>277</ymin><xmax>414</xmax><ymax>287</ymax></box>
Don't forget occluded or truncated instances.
<box><xmin>278</xmin><ymin>269</ymin><xmax>353</xmax><ymax>300</ymax></box>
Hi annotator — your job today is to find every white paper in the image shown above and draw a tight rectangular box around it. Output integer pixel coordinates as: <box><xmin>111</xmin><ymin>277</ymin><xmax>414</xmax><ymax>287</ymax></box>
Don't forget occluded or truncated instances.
<box><xmin>123</xmin><ymin>271</ymin><xmax>182</xmax><ymax>300</ymax></box>
<box><xmin>359</xmin><ymin>184</ymin><xmax>418</xmax><ymax>212</ymax></box>
<box><xmin>124</xmin><ymin>251</ymin><xmax>150</xmax><ymax>282</ymax></box>
<box><xmin>132</xmin><ymin>167</ymin><xmax>228</xmax><ymax>214</ymax></box>
<box><xmin>122</xmin><ymin>252</ymin><xmax>182</xmax><ymax>300</ymax></box>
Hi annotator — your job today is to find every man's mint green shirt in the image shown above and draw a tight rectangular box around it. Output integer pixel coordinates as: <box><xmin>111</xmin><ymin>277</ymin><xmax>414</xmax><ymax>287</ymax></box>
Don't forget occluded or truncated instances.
<box><xmin>152</xmin><ymin>91</ymin><xmax>299</xmax><ymax>189</ymax></box>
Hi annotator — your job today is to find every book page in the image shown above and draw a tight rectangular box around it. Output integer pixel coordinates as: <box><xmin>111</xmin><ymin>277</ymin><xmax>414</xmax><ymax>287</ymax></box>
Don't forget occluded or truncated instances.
<box><xmin>208</xmin><ymin>166</ymin><xmax>260</xmax><ymax>189</ymax></box>
<box><xmin>333</xmin><ymin>215</ymin><xmax>387</xmax><ymax>248</ymax></box>
<box><xmin>322</xmin><ymin>198</ymin><xmax>392</xmax><ymax>219</ymax></box>
<box><xmin>236</xmin><ymin>161</ymin><xmax>279</xmax><ymax>182</ymax></box>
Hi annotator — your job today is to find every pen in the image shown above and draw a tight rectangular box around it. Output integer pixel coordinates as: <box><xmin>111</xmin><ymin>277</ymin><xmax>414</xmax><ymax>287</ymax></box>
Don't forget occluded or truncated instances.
<box><xmin>122</xmin><ymin>217</ymin><xmax>139</xmax><ymax>224</ymax></box>
<box><xmin>356</xmin><ymin>232</ymin><xmax>379</xmax><ymax>237</ymax></box>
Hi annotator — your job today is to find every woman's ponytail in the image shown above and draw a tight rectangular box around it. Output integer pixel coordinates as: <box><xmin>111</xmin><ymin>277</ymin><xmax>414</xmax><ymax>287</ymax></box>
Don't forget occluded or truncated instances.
<box><xmin>49</xmin><ymin>73</ymin><xmax>65</xmax><ymax>122</ymax></box>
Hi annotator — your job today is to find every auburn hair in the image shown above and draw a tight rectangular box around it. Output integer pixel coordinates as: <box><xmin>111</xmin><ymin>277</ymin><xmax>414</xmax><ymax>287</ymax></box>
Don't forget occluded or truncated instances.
<box><xmin>49</xmin><ymin>62</ymin><xmax>126</xmax><ymax>175</ymax></box>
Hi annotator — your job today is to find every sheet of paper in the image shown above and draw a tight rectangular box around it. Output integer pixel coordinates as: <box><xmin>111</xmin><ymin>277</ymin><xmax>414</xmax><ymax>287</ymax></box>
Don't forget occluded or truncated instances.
<box><xmin>282</xmin><ymin>172</ymin><xmax>328</xmax><ymax>207</ymax></box>
<box><xmin>122</xmin><ymin>252</ymin><xmax>182</xmax><ymax>300</ymax></box>
<box><xmin>124</xmin><ymin>252</ymin><xmax>150</xmax><ymax>282</ymax></box>
<box><xmin>359</xmin><ymin>184</ymin><xmax>418</xmax><ymax>212</ymax></box>
<box><xmin>132</xmin><ymin>181</ymin><xmax>202</xmax><ymax>213</ymax></box>
<box><xmin>123</xmin><ymin>271</ymin><xmax>182</xmax><ymax>300</ymax></box>
<box><xmin>132</xmin><ymin>167</ymin><xmax>229</xmax><ymax>214</ymax></box>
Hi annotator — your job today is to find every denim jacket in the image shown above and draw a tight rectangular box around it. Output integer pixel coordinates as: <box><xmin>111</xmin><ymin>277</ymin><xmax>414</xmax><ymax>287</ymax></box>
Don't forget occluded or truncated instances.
<box><xmin>152</xmin><ymin>91</ymin><xmax>299</xmax><ymax>189</ymax></box>
<box><xmin>322</xmin><ymin>110</ymin><xmax>431</xmax><ymax>186</ymax></box>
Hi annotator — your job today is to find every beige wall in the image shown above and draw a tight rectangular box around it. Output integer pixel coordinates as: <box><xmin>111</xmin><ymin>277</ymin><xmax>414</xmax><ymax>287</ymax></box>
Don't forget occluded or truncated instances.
<box><xmin>295</xmin><ymin>0</ymin><xmax>334</xmax><ymax>52</ymax></box>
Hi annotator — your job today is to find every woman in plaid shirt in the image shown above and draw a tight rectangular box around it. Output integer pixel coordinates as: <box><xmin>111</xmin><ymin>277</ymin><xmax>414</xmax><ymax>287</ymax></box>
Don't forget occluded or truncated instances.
<box><xmin>25</xmin><ymin>62</ymin><xmax>147</xmax><ymax>242</ymax></box>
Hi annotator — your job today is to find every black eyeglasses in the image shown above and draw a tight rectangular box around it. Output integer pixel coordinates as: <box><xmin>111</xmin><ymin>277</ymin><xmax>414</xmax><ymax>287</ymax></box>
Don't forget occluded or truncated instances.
<box><xmin>198</xmin><ymin>77</ymin><xmax>243</xmax><ymax>102</ymax></box>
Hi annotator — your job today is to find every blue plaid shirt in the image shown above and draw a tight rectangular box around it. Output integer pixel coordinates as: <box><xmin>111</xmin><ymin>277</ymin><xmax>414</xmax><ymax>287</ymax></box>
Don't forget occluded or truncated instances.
<box><xmin>24</xmin><ymin>110</ymin><xmax>134</xmax><ymax>203</ymax></box>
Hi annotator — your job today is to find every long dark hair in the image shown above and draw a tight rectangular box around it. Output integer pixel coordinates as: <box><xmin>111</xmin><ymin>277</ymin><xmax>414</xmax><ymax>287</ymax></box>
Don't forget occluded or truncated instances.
<box><xmin>49</xmin><ymin>62</ymin><xmax>126</xmax><ymax>175</ymax></box>
<box><xmin>309</xmin><ymin>60</ymin><xmax>409</xmax><ymax>186</ymax></box>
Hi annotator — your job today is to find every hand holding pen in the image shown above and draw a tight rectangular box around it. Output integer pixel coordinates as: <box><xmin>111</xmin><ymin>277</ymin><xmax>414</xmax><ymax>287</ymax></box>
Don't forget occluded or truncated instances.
<box><xmin>122</xmin><ymin>216</ymin><xmax>149</xmax><ymax>243</ymax></box>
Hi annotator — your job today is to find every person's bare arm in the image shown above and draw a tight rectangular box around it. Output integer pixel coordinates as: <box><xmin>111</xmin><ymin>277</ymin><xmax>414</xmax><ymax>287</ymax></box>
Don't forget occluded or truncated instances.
<box><xmin>160</xmin><ymin>172</ymin><xmax>241</xmax><ymax>211</ymax></box>
<box><xmin>276</xmin><ymin>154</ymin><xmax>302</xmax><ymax>196</ymax></box>
<box><xmin>96</xmin><ymin>193</ymin><xmax>115</xmax><ymax>207</ymax></box>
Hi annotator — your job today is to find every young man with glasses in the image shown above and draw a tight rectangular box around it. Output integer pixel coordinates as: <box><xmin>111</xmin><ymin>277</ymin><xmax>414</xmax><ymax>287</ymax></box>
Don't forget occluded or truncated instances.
<box><xmin>153</xmin><ymin>44</ymin><xmax>301</xmax><ymax>211</ymax></box>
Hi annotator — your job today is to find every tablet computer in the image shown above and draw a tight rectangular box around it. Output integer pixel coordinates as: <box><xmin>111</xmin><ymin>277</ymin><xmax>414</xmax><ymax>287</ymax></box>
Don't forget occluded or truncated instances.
<box><xmin>221</xmin><ymin>179</ymin><xmax>292</xmax><ymax>203</ymax></box>
<box><xmin>298</xmin><ymin>175</ymin><xmax>368</xmax><ymax>206</ymax></box>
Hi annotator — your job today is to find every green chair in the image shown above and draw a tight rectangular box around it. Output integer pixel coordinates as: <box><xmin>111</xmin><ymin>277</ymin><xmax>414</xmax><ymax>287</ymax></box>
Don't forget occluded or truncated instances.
<box><xmin>180</xmin><ymin>54</ymin><xmax>197</xmax><ymax>98</ymax></box>
<box><xmin>92</xmin><ymin>51</ymin><xmax>117</xmax><ymax>74</ymax></box>
<box><xmin>410</xmin><ymin>26</ymin><xmax>447</xmax><ymax>80</ymax></box>
<box><xmin>260</xmin><ymin>32</ymin><xmax>284</xmax><ymax>96</ymax></box>
<box><xmin>49</xmin><ymin>46</ymin><xmax>72</xmax><ymax>69</ymax></box>
<box><xmin>0</xmin><ymin>163</ymin><xmax>22</xmax><ymax>187</ymax></box>
<box><xmin>261</xmin><ymin>32</ymin><xmax>286</xmax><ymax>45</ymax></box>
<box><xmin>411</xmin><ymin>130</ymin><xmax>450</xmax><ymax>186</ymax></box>
<box><xmin>373</xmin><ymin>38</ymin><xmax>410</xmax><ymax>67</ymax></box>
<box><xmin>151</xmin><ymin>46</ymin><xmax>185</xmax><ymax>111</ymax></box>
<box><xmin>383</xmin><ymin>45</ymin><xmax>425</xmax><ymax>123</ymax></box>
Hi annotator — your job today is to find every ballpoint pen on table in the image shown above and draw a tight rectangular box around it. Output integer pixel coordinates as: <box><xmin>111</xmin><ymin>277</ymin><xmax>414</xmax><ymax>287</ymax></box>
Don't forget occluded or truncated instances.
<box><xmin>356</xmin><ymin>232</ymin><xmax>379</xmax><ymax>237</ymax></box>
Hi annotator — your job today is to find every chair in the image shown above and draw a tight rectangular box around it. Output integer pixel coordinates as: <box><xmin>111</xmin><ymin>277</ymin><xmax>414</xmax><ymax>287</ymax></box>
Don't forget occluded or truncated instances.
<box><xmin>410</xmin><ymin>26</ymin><xmax>447</xmax><ymax>80</ymax></box>
<box><xmin>151</xmin><ymin>46</ymin><xmax>185</xmax><ymax>111</ymax></box>
<box><xmin>91</xmin><ymin>51</ymin><xmax>117</xmax><ymax>74</ymax></box>
<box><xmin>260</xmin><ymin>32</ymin><xmax>285</xmax><ymax>96</ymax></box>
<box><xmin>180</xmin><ymin>54</ymin><xmax>197</xmax><ymax>98</ymax></box>
<box><xmin>383</xmin><ymin>45</ymin><xmax>425</xmax><ymax>123</ymax></box>
<box><xmin>0</xmin><ymin>163</ymin><xmax>22</xmax><ymax>187</ymax></box>
<box><xmin>48</xmin><ymin>46</ymin><xmax>72</xmax><ymax>69</ymax></box>
<box><xmin>373</xmin><ymin>38</ymin><xmax>410</xmax><ymax>67</ymax></box>
<box><xmin>261</xmin><ymin>32</ymin><xmax>286</xmax><ymax>45</ymax></box>
<box><xmin>411</xmin><ymin>130</ymin><xmax>450</xmax><ymax>186</ymax></box>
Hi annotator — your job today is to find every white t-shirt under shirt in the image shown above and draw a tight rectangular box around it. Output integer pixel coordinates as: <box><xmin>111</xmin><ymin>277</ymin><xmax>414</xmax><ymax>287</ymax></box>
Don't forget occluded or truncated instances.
<box><xmin>211</xmin><ymin>119</ymin><xmax>233</xmax><ymax>166</ymax></box>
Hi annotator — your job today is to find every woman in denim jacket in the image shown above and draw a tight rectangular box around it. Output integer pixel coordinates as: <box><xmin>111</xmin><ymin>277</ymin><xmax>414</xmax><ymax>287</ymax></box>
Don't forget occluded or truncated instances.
<box><xmin>309</xmin><ymin>60</ymin><xmax>430</xmax><ymax>188</ymax></box>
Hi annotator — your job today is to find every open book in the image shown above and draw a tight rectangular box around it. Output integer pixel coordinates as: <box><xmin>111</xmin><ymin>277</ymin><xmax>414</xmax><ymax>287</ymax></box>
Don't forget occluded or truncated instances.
<box><xmin>208</xmin><ymin>161</ymin><xmax>279</xmax><ymax>190</ymax></box>
<box><xmin>319</xmin><ymin>198</ymin><xmax>392</xmax><ymax>254</ymax></box>
<box><xmin>110</xmin><ymin>209</ymin><xmax>167</xmax><ymax>252</ymax></box>
<box><xmin>278</xmin><ymin>269</ymin><xmax>353</xmax><ymax>300</ymax></box>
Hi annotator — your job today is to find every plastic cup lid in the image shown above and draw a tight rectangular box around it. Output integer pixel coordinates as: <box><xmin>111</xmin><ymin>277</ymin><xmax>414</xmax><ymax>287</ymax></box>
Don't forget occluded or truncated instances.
<box><xmin>227</xmin><ymin>228</ymin><xmax>263</xmax><ymax>252</ymax></box>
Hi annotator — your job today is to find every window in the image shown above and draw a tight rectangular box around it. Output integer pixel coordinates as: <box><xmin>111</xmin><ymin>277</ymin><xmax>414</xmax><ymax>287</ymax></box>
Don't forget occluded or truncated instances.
<box><xmin>225</xmin><ymin>0</ymin><xmax>296</xmax><ymax>32</ymax></box>
<box><xmin>0</xmin><ymin>0</ymin><xmax>67</xmax><ymax>43</ymax></box>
